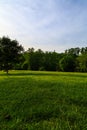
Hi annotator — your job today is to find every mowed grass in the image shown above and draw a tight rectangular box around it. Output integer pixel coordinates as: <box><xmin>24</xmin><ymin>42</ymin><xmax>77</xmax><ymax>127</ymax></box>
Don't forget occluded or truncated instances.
<box><xmin>0</xmin><ymin>71</ymin><xmax>87</xmax><ymax>130</ymax></box>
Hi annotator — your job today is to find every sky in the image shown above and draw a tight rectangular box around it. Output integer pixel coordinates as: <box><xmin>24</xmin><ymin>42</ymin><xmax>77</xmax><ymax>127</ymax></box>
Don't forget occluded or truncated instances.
<box><xmin>0</xmin><ymin>0</ymin><xmax>87</xmax><ymax>52</ymax></box>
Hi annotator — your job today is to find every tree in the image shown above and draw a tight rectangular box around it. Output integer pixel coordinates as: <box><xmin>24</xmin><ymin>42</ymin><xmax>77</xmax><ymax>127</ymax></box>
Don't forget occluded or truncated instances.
<box><xmin>27</xmin><ymin>48</ymin><xmax>44</xmax><ymax>70</ymax></box>
<box><xmin>43</xmin><ymin>51</ymin><xmax>58</xmax><ymax>71</ymax></box>
<box><xmin>76</xmin><ymin>54</ymin><xmax>87</xmax><ymax>72</ymax></box>
<box><xmin>33</xmin><ymin>49</ymin><xmax>44</xmax><ymax>70</ymax></box>
<box><xmin>0</xmin><ymin>36</ymin><xmax>24</xmax><ymax>74</ymax></box>
<box><xmin>22</xmin><ymin>52</ymin><xmax>30</xmax><ymax>70</ymax></box>
<box><xmin>59</xmin><ymin>55</ymin><xmax>76</xmax><ymax>72</ymax></box>
<box><xmin>65</xmin><ymin>47</ymin><xmax>80</xmax><ymax>56</ymax></box>
<box><xmin>27</xmin><ymin>48</ymin><xmax>35</xmax><ymax>70</ymax></box>
<box><xmin>80</xmin><ymin>47</ymin><xmax>87</xmax><ymax>54</ymax></box>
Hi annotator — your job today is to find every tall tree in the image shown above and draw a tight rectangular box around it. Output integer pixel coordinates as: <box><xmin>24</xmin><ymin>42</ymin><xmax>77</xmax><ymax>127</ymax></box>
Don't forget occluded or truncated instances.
<box><xmin>0</xmin><ymin>36</ymin><xmax>24</xmax><ymax>74</ymax></box>
<box><xmin>59</xmin><ymin>55</ymin><xmax>76</xmax><ymax>72</ymax></box>
<box><xmin>43</xmin><ymin>51</ymin><xmax>58</xmax><ymax>71</ymax></box>
<box><xmin>27</xmin><ymin>48</ymin><xmax>44</xmax><ymax>70</ymax></box>
<box><xmin>76</xmin><ymin>54</ymin><xmax>87</xmax><ymax>72</ymax></box>
<box><xmin>65</xmin><ymin>47</ymin><xmax>80</xmax><ymax>56</ymax></box>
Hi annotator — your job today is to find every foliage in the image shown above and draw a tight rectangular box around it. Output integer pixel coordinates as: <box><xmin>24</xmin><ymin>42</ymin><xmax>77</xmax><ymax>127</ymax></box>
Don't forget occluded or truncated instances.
<box><xmin>22</xmin><ymin>47</ymin><xmax>87</xmax><ymax>72</ymax></box>
<box><xmin>0</xmin><ymin>36</ymin><xmax>87</xmax><ymax>72</ymax></box>
<box><xmin>76</xmin><ymin>54</ymin><xmax>87</xmax><ymax>72</ymax></box>
<box><xmin>43</xmin><ymin>51</ymin><xmax>58</xmax><ymax>71</ymax></box>
<box><xmin>28</xmin><ymin>49</ymin><xmax>44</xmax><ymax>70</ymax></box>
<box><xmin>0</xmin><ymin>36</ymin><xmax>24</xmax><ymax>73</ymax></box>
<box><xmin>65</xmin><ymin>47</ymin><xmax>80</xmax><ymax>56</ymax></box>
<box><xmin>59</xmin><ymin>55</ymin><xmax>76</xmax><ymax>72</ymax></box>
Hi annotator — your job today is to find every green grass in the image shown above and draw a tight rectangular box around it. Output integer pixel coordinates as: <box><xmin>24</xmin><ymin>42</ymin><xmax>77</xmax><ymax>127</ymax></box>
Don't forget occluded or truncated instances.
<box><xmin>0</xmin><ymin>70</ymin><xmax>87</xmax><ymax>130</ymax></box>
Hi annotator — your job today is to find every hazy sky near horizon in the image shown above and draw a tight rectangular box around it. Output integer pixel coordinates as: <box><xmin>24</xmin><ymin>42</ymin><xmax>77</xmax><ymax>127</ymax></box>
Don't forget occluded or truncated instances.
<box><xmin>0</xmin><ymin>0</ymin><xmax>87</xmax><ymax>52</ymax></box>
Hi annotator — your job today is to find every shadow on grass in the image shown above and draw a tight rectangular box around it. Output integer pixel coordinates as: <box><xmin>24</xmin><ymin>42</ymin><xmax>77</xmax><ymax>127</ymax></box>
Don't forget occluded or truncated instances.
<box><xmin>0</xmin><ymin>71</ymin><xmax>87</xmax><ymax>78</ymax></box>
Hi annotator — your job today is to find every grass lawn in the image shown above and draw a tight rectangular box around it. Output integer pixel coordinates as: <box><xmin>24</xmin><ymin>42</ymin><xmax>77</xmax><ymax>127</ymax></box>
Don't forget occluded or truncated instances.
<box><xmin>0</xmin><ymin>70</ymin><xmax>87</xmax><ymax>130</ymax></box>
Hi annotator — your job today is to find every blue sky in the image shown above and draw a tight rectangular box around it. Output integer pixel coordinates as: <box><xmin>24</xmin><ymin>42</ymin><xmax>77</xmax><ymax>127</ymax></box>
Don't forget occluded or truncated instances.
<box><xmin>0</xmin><ymin>0</ymin><xmax>87</xmax><ymax>52</ymax></box>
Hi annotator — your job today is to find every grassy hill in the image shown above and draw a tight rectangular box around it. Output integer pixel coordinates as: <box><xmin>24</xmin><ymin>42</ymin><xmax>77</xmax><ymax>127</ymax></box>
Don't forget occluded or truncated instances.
<box><xmin>0</xmin><ymin>70</ymin><xmax>87</xmax><ymax>130</ymax></box>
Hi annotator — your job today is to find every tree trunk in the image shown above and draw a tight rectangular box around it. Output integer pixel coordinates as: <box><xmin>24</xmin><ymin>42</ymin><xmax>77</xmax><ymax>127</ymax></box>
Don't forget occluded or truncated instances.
<box><xmin>6</xmin><ymin>69</ymin><xmax>9</xmax><ymax>74</ymax></box>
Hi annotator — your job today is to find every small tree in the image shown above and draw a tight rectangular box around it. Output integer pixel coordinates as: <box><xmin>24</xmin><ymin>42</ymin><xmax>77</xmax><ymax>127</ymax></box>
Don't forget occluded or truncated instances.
<box><xmin>0</xmin><ymin>36</ymin><xmax>24</xmax><ymax>74</ymax></box>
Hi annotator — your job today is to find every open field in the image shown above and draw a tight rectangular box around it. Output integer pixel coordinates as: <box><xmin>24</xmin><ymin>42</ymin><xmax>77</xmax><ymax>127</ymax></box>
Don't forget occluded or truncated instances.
<box><xmin>0</xmin><ymin>70</ymin><xmax>87</xmax><ymax>130</ymax></box>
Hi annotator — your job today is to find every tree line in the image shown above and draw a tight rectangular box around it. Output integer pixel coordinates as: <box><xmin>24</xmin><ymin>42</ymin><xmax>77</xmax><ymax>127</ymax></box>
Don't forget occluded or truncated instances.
<box><xmin>0</xmin><ymin>36</ymin><xmax>87</xmax><ymax>73</ymax></box>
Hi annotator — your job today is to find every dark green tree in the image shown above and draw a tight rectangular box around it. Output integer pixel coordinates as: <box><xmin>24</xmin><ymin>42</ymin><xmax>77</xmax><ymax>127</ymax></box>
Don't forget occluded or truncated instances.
<box><xmin>59</xmin><ymin>55</ymin><xmax>76</xmax><ymax>72</ymax></box>
<box><xmin>80</xmin><ymin>47</ymin><xmax>87</xmax><ymax>54</ymax></box>
<box><xmin>65</xmin><ymin>47</ymin><xmax>80</xmax><ymax>56</ymax></box>
<box><xmin>27</xmin><ymin>48</ymin><xmax>44</xmax><ymax>70</ymax></box>
<box><xmin>27</xmin><ymin>48</ymin><xmax>35</xmax><ymax>70</ymax></box>
<box><xmin>21</xmin><ymin>52</ymin><xmax>30</xmax><ymax>70</ymax></box>
<box><xmin>0</xmin><ymin>36</ymin><xmax>24</xmax><ymax>74</ymax></box>
<box><xmin>43</xmin><ymin>51</ymin><xmax>58</xmax><ymax>71</ymax></box>
<box><xmin>34</xmin><ymin>49</ymin><xmax>44</xmax><ymax>70</ymax></box>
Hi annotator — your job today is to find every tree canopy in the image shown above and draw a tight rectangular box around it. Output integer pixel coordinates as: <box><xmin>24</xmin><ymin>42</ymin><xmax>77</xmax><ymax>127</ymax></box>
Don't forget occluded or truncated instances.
<box><xmin>0</xmin><ymin>36</ymin><xmax>87</xmax><ymax>73</ymax></box>
<box><xmin>0</xmin><ymin>36</ymin><xmax>24</xmax><ymax>73</ymax></box>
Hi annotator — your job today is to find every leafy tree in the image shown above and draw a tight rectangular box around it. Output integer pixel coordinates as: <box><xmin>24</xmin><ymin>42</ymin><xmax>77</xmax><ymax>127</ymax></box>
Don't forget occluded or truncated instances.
<box><xmin>14</xmin><ymin>53</ymin><xmax>25</xmax><ymax>70</ymax></box>
<box><xmin>27</xmin><ymin>48</ymin><xmax>35</xmax><ymax>70</ymax></box>
<box><xmin>57</xmin><ymin>53</ymin><xmax>66</xmax><ymax>71</ymax></box>
<box><xmin>59</xmin><ymin>55</ymin><xmax>76</xmax><ymax>72</ymax></box>
<box><xmin>34</xmin><ymin>49</ymin><xmax>44</xmax><ymax>70</ymax></box>
<box><xmin>43</xmin><ymin>51</ymin><xmax>58</xmax><ymax>71</ymax></box>
<box><xmin>21</xmin><ymin>52</ymin><xmax>30</xmax><ymax>70</ymax></box>
<box><xmin>80</xmin><ymin>47</ymin><xmax>87</xmax><ymax>54</ymax></box>
<box><xmin>27</xmin><ymin>48</ymin><xmax>44</xmax><ymax>70</ymax></box>
<box><xmin>76</xmin><ymin>54</ymin><xmax>87</xmax><ymax>72</ymax></box>
<box><xmin>65</xmin><ymin>47</ymin><xmax>80</xmax><ymax>56</ymax></box>
<box><xmin>0</xmin><ymin>36</ymin><xmax>24</xmax><ymax>74</ymax></box>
